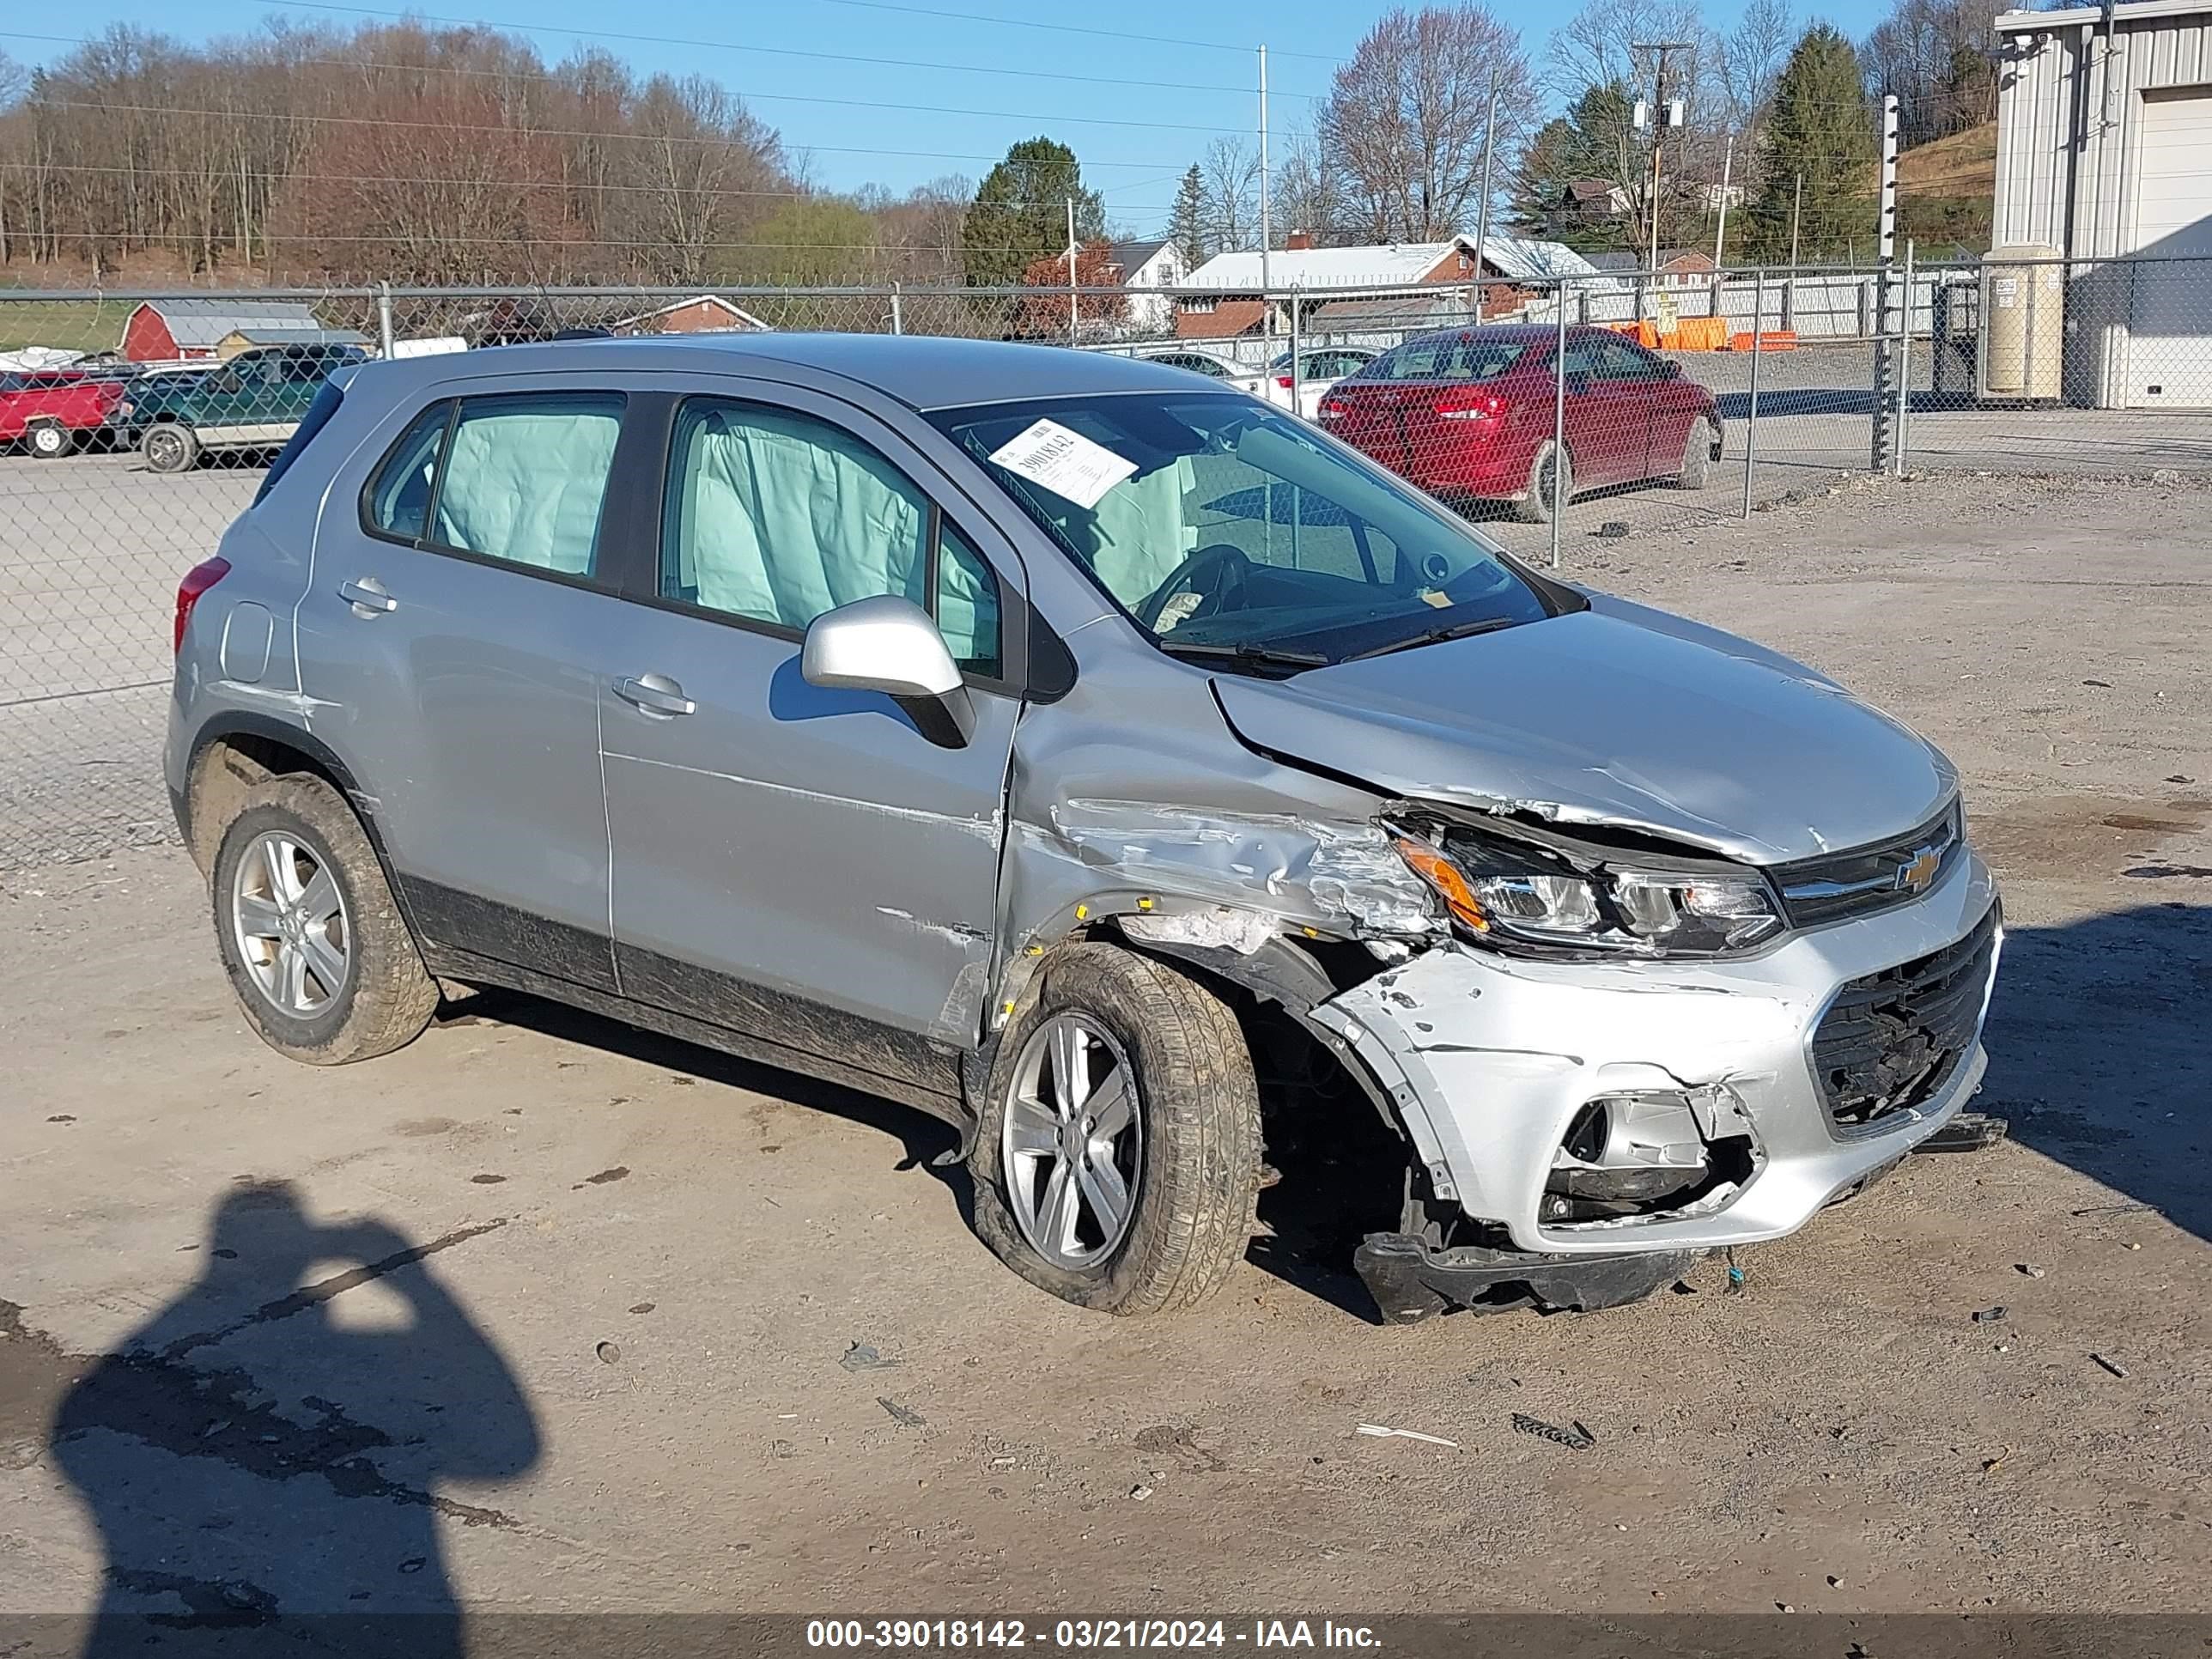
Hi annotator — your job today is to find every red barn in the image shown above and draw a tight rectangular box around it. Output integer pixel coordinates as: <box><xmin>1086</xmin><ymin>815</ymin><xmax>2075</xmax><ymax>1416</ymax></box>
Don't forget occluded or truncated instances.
<box><xmin>122</xmin><ymin>300</ymin><xmax>343</xmax><ymax>363</ymax></box>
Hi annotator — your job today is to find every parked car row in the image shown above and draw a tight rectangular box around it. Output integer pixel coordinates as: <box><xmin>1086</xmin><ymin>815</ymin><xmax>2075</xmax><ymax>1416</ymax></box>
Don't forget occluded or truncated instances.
<box><xmin>0</xmin><ymin>343</ymin><xmax>367</xmax><ymax>472</ymax></box>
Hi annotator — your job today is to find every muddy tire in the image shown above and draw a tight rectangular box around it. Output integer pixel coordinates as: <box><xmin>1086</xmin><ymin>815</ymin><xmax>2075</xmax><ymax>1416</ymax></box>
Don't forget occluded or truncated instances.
<box><xmin>141</xmin><ymin>422</ymin><xmax>199</xmax><ymax>475</ymax></box>
<box><xmin>1514</xmin><ymin>441</ymin><xmax>1572</xmax><ymax>524</ymax></box>
<box><xmin>27</xmin><ymin>420</ymin><xmax>73</xmax><ymax>460</ymax></box>
<box><xmin>969</xmin><ymin>943</ymin><xmax>1261</xmax><ymax>1316</ymax></box>
<box><xmin>1676</xmin><ymin>417</ymin><xmax>1717</xmax><ymax>490</ymax></box>
<box><xmin>210</xmin><ymin>774</ymin><xmax>437</xmax><ymax>1065</ymax></box>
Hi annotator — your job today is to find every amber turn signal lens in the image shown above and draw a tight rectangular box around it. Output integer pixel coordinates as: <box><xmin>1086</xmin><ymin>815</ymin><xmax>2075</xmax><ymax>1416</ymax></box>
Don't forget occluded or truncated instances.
<box><xmin>1393</xmin><ymin>838</ymin><xmax>1489</xmax><ymax>932</ymax></box>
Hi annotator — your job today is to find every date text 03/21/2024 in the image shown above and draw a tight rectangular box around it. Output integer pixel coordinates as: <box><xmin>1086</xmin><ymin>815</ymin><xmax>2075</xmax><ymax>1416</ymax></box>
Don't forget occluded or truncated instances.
<box><xmin>804</xmin><ymin>1620</ymin><xmax>1383</xmax><ymax>1650</ymax></box>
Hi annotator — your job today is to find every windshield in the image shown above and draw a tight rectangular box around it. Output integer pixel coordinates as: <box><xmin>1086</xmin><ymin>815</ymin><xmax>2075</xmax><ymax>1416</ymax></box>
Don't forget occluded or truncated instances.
<box><xmin>1367</xmin><ymin>336</ymin><xmax>1536</xmax><ymax>382</ymax></box>
<box><xmin>931</xmin><ymin>393</ymin><xmax>1557</xmax><ymax>671</ymax></box>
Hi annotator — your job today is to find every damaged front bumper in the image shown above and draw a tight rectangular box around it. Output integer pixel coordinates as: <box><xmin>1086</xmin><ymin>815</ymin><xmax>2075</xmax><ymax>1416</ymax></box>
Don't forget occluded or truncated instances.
<box><xmin>1310</xmin><ymin>849</ymin><xmax>2001</xmax><ymax>1269</ymax></box>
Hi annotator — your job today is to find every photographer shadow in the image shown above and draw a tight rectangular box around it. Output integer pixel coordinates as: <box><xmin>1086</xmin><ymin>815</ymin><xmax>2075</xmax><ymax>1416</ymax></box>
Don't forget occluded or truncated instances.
<box><xmin>50</xmin><ymin>1181</ymin><xmax>539</xmax><ymax>1658</ymax></box>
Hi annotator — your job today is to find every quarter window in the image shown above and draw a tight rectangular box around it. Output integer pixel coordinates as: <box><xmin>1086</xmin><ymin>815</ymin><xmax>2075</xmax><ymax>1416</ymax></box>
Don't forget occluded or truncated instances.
<box><xmin>661</xmin><ymin>398</ymin><xmax>1001</xmax><ymax>677</ymax></box>
<box><xmin>364</xmin><ymin>402</ymin><xmax>450</xmax><ymax>543</ymax></box>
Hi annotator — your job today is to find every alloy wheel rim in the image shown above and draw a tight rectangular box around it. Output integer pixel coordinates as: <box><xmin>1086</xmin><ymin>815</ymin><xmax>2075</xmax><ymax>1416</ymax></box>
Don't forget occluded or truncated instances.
<box><xmin>1001</xmin><ymin>1012</ymin><xmax>1143</xmax><ymax>1270</ymax></box>
<box><xmin>231</xmin><ymin>830</ymin><xmax>351</xmax><ymax>1017</ymax></box>
<box><xmin>149</xmin><ymin>430</ymin><xmax>182</xmax><ymax>466</ymax></box>
<box><xmin>33</xmin><ymin>427</ymin><xmax>63</xmax><ymax>454</ymax></box>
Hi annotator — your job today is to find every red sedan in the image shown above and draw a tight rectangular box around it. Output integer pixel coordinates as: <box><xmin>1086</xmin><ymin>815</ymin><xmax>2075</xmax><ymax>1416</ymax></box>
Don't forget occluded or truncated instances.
<box><xmin>1316</xmin><ymin>324</ymin><xmax>1723</xmax><ymax>522</ymax></box>
<box><xmin>0</xmin><ymin>370</ymin><xmax>125</xmax><ymax>459</ymax></box>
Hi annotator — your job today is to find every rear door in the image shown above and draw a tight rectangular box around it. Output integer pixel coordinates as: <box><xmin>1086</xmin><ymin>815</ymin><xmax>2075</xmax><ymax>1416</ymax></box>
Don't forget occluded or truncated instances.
<box><xmin>299</xmin><ymin>382</ymin><xmax>642</xmax><ymax>989</ymax></box>
<box><xmin>599</xmin><ymin>380</ymin><xmax>1024</xmax><ymax>1067</ymax></box>
<box><xmin>1562</xmin><ymin>334</ymin><xmax>1655</xmax><ymax>485</ymax></box>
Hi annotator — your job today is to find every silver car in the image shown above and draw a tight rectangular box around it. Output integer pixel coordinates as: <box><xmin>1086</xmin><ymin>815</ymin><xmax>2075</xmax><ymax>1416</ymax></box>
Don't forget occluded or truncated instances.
<box><xmin>166</xmin><ymin>336</ymin><xmax>2000</xmax><ymax>1322</ymax></box>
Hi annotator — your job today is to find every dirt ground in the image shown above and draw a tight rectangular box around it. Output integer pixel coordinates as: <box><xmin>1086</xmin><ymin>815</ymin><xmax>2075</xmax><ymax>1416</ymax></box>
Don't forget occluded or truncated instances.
<box><xmin>1</xmin><ymin>471</ymin><xmax>2207</xmax><ymax>1629</ymax></box>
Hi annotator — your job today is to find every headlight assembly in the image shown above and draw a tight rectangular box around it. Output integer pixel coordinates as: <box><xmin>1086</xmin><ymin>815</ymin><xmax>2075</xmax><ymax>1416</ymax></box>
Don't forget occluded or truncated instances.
<box><xmin>1392</xmin><ymin>820</ymin><xmax>1784</xmax><ymax>958</ymax></box>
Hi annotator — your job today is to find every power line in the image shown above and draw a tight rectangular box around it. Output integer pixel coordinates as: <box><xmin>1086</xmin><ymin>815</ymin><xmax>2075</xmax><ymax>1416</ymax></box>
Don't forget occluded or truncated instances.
<box><xmin>0</xmin><ymin>23</ymin><xmax>1323</xmax><ymax>107</ymax></box>
<box><xmin>28</xmin><ymin>98</ymin><xmax>1191</xmax><ymax>169</ymax></box>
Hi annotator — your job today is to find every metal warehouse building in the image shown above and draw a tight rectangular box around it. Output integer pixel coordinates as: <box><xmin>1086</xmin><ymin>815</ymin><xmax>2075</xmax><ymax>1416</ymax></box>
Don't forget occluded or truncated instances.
<box><xmin>1994</xmin><ymin>0</ymin><xmax>2212</xmax><ymax>408</ymax></box>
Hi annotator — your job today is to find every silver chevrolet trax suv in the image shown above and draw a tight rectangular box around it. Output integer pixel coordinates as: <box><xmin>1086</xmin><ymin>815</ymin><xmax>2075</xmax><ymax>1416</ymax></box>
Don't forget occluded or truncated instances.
<box><xmin>167</xmin><ymin>335</ymin><xmax>2001</xmax><ymax>1322</ymax></box>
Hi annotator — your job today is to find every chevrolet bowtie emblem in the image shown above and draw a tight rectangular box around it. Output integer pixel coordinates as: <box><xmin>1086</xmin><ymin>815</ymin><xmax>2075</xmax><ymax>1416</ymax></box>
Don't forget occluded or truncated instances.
<box><xmin>1899</xmin><ymin>848</ymin><xmax>1942</xmax><ymax>893</ymax></box>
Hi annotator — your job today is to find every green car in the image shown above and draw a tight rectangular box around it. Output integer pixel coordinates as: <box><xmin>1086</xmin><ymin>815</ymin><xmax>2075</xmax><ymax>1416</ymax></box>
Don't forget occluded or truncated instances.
<box><xmin>122</xmin><ymin>343</ymin><xmax>367</xmax><ymax>474</ymax></box>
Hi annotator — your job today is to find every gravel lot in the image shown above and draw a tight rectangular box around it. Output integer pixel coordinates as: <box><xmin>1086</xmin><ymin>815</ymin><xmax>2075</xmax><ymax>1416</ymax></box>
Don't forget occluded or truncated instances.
<box><xmin>1</xmin><ymin>470</ymin><xmax>2206</xmax><ymax>1638</ymax></box>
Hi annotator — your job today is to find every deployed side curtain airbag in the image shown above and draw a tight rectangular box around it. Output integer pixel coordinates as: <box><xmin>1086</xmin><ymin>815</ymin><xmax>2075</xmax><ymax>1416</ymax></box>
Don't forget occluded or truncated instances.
<box><xmin>434</xmin><ymin>404</ymin><xmax>621</xmax><ymax>574</ymax></box>
<box><xmin>679</xmin><ymin>406</ymin><xmax>930</xmax><ymax>629</ymax></box>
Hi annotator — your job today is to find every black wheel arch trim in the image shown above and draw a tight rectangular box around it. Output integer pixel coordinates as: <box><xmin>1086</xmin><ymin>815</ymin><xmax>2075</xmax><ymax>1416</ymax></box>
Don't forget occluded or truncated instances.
<box><xmin>181</xmin><ymin>710</ymin><xmax>420</xmax><ymax>937</ymax></box>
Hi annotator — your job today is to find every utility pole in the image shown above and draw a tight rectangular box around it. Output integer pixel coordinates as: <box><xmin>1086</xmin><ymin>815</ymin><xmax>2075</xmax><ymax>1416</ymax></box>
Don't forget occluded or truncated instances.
<box><xmin>1472</xmin><ymin>67</ymin><xmax>1501</xmax><ymax>322</ymax></box>
<box><xmin>1257</xmin><ymin>45</ymin><xmax>1272</xmax><ymax>291</ymax></box>
<box><xmin>1633</xmin><ymin>40</ymin><xmax>1692</xmax><ymax>277</ymax></box>
<box><xmin>1711</xmin><ymin>131</ymin><xmax>1734</xmax><ymax>269</ymax></box>
<box><xmin>1066</xmin><ymin>197</ymin><xmax>1079</xmax><ymax>344</ymax></box>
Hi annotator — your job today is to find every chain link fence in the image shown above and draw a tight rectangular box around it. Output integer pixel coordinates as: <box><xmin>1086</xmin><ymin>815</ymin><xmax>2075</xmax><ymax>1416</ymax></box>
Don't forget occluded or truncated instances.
<box><xmin>4</xmin><ymin>254</ymin><xmax>2209</xmax><ymax>870</ymax></box>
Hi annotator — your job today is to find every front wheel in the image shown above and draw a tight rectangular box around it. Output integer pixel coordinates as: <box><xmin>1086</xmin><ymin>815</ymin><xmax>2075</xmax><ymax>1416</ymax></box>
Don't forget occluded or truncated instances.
<box><xmin>970</xmin><ymin>944</ymin><xmax>1261</xmax><ymax>1315</ymax></box>
<box><xmin>27</xmin><ymin>421</ymin><xmax>73</xmax><ymax>460</ymax></box>
<box><xmin>141</xmin><ymin>422</ymin><xmax>200</xmax><ymax>475</ymax></box>
<box><xmin>210</xmin><ymin>774</ymin><xmax>439</xmax><ymax>1065</ymax></box>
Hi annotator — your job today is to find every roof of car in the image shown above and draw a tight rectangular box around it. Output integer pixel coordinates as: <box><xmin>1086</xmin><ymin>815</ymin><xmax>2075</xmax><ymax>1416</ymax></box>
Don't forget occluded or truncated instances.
<box><xmin>352</xmin><ymin>331</ymin><xmax>1229</xmax><ymax>413</ymax></box>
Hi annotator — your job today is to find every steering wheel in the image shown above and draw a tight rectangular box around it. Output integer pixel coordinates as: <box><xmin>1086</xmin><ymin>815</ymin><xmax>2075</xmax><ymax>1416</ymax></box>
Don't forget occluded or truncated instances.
<box><xmin>1134</xmin><ymin>543</ymin><xmax>1253</xmax><ymax>631</ymax></box>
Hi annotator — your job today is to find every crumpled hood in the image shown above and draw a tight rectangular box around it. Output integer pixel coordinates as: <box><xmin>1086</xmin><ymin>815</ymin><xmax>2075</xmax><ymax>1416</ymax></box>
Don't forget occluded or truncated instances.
<box><xmin>1211</xmin><ymin>593</ymin><xmax>1955</xmax><ymax>864</ymax></box>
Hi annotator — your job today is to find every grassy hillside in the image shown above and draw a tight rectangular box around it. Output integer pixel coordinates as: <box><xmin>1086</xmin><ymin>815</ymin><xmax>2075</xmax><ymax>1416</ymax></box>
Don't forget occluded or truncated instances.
<box><xmin>1898</xmin><ymin>122</ymin><xmax>1996</xmax><ymax>257</ymax></box>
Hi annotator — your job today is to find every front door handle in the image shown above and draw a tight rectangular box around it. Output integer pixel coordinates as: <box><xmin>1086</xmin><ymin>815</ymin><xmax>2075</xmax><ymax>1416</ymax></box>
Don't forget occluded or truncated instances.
<box><xmin>612</xmin><ymin>673</ymin><xmax>696</xmax><ymax>718</ymax></box>
<box><xmin>338</xmin><ymin>576</ymin><xmax>398</xmax><ymax>616</ymax></box>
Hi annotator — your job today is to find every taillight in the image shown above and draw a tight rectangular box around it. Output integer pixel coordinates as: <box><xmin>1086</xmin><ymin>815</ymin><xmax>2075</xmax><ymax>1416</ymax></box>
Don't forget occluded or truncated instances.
<box><xmin>1276</xmin><ymin>375</ymin><xmax>1295</xmax><ymax>389</ymax></box>
<box><xmin>1316</xmin><ymin>398</ymin><xmax>1346</xmax><ymax>422</ymax></box>
<box><xmin>174</xmin><ymin>556</ymin><xmax>230</xmax><ymax>654</ymax></box>
<box><xmin>1433</xmin><ymin>386</ymin><xmax>1504</xmax><ymax>422</ymax></box>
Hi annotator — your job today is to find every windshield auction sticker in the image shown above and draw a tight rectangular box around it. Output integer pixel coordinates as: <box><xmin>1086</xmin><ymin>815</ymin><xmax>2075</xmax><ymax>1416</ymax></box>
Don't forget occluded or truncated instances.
<box><xmin>987</xmin><ymin>418</ymin><xmax>1136</xmax><ymax>509</ymax></box>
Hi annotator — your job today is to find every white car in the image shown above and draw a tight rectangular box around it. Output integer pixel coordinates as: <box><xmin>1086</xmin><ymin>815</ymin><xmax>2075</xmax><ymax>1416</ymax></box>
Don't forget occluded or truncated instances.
<box><xmin>1264</xmin><ymin>346</ymin><xmax>1382</xmax><ymax>419</ymax></box>
<box><xmin>1132</xmin><ymin>347</ymin><xmax>1266</xmax><ymax>398</ymax></box>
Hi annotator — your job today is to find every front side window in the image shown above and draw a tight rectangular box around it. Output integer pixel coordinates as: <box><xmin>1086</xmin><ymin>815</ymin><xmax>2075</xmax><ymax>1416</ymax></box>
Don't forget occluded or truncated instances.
<box><xmin>933</xmin><ymin>395</ymin><xmax>1556</xmax><ymax>672</ymax></box>
<box><xmin>421</xmin><ymin>393</ymin><xmax>623</xmax><ymax>575</ymax></box>
<box><xmin>662</xmin><ymin>398</ymin><xmax>1002</xmax><ymax>677</ymax></box>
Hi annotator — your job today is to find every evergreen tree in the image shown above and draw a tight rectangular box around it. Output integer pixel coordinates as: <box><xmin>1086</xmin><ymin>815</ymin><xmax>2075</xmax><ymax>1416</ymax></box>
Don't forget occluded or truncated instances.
<box><xmin>1746</xmin><ymin>25</ymin><xmax>1876</xmax><ymax>261</ymax></box>
<box><xmin>1169</xmin><ymin>165</ymin><xmax>1206</xmax><ymax>269</ymax></box>
<box><xmin>963</xmin><ymin>137</ymin><xmax>1104</xmax><ymax>289</ymax></box>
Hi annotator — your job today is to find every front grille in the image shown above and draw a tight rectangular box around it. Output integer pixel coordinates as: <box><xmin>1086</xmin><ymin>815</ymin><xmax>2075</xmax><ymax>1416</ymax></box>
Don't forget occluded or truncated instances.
<box><xmin>1774</xmin><ymin>800</ymin><xmax>1964</xmax><ymax>928</ymax></box>
<box><xmin>1810</xmin><ymin>904</ymin><xmax>1999</xmax><ymax>1131</ymax></box>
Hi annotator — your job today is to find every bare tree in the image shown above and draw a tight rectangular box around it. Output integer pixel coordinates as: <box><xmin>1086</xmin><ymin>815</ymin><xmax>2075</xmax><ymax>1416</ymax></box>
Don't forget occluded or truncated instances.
<box><xmin>1198</xmin><ymin>135</ymin><xmax>1260</xmax><ymax>254</ymax></box>
<box><xmin>1318</xmin><ymin>5</ymin><xmax>1539</xmax><ymax>245</ymax></box>
<box><xmin>1271</xmin><ymin>127</ymin><xmax>1354</xmax><ymax>246</ymax></box>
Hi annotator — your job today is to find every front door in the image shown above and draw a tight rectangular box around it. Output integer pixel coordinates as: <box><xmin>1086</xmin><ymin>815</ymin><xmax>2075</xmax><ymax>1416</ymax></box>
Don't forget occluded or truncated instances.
<box><xmin>299</xmin><ymin>388</ymin><xmax>636</xmax><ymax>988</ymax></box>
<box><xmin>601</xmin><ymin>386</ymin><xmax>1022</xmax><ymax>1076</ymax></box>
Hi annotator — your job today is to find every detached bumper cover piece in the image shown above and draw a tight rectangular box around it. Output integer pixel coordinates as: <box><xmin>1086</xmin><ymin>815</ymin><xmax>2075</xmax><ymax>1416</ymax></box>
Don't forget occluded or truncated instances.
<box><xmin>1311</xmin><ymin>850</ymin><xmax>2002</xmax><ymax>1258</ymax></box>
<box><xmin>1354</xmin><ymin>1234</ymin><xmax>1697</xmax><ymax>1324</ymax></box>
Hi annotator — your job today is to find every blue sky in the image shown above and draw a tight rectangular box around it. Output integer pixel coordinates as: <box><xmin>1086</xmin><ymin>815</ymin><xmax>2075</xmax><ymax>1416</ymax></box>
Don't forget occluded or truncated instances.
<box><xmin>5</xmin><ymin>0</ymin><xmax>1888</xmax><ymax>234</ymax></box>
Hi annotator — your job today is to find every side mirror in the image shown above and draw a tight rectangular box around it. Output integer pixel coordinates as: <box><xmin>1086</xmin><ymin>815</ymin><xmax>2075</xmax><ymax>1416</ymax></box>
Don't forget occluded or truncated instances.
<box><xmin>802</xmin><ymin>593</ymin><xmax>975</xmax><ymax>749</ymax></box>
<box><xmin>1662</xmin><ymin>360</ymin><xmax>1684</xmax><ymax>379</ymax></box>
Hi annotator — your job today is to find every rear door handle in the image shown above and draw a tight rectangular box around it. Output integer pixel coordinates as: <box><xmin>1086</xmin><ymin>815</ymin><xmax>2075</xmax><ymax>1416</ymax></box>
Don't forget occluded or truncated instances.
<box><xmin>338</xmin><ymin>577</ymin><xmax>397</xmax><ymax>615</ymax></box>
<box><xmin>611</xmin><ymin>673</ymin><xmax>696</xmax><ymax>718</ymax></box>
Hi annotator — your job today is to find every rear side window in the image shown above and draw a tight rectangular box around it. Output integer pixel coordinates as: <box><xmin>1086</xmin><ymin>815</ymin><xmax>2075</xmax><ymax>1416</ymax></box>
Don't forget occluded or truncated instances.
<box><xmin>254</xmin><ymin>375</ymin><xmax>349</xmax><ymax>506</ymax></box>
<box><xmin>363</xmin><ymin>392</ymin><xmax>624</xmax><ymax>578</ymax></box>
<box><xmin>1370</xmin><ymin>337</ymin><xmax>1533</xmax><ymax>381</ymax></box>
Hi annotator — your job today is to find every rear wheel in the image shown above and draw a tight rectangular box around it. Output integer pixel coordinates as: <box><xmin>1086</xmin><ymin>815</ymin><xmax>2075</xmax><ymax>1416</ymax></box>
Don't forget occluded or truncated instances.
<box><xmin>970</xmin><ymin>943</ymin><xmax>1261</xmax><ymax>1316</ymax></box>
<box><xmin>1514</xmin><ymin>441</ymin><xmax>1572</xmax><ymax>524</ymax></box>
<box><xmin>27</xmin><ymin>420</ymin><xmax>73</xmax><ymax>460</ymax></box>
<box><xmin>141</xmin><ymin>422</ymin><xmax>199</xmax><ymax>474</ymax></box>
<box><xmin>1675</xmin><ymin>417</ymin><xmax>1717</xmax><ymax>490</ymax></box>
<box><xmin>210</xmin><ymin>775</ymin><xmax>438</xmax><ymax>1065</ymax></box>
